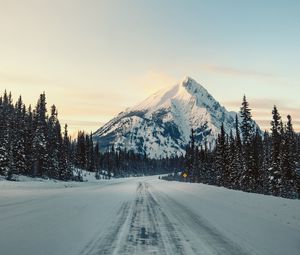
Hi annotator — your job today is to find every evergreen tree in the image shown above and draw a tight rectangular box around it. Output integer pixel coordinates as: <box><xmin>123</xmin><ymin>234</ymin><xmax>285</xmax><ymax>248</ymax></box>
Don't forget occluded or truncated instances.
<box><xmin>281</xmin><ymin>115</ymin><xmax>297</xmax><ymax>197</ymax></box>
<box><xmin>194</xmin><ymin>145</ymin><xmax>200</xmax><ymax>183</ymax></box>
<box><xmin>88</xmin><ymin>133</ymin><xmax>95</xmax><ymax>171</ymax></box>
<box><xmin>240</xmin><ymin>95</ymin><xmax>254</xmax><ymax>145</ymax></box>
<box><xmin>262</xmin><ymin>131</ymin><xmax>271</xmax><ymax>194</ymax></box>
<box><xmin>94</xmin><ymin>141</ymin><xmax>101</xmax><ymax>178</ymax></box>
<box><xmin>253</xmin><ymin>128</ymin><xmax>263</xmax><ymax>192</ymax></box>
<box><xmin>11</xmin><ymin>96</ymin><xmax>26</xmax><ymax>176</ymax></box>
<box><xmin>4</xmin><ymin>91</ymin><xmax>16</xmax><ymax>179</ymax></box>
<box><xmin>228</xmin><ymin>130</ymin><xmax>237</xmax><ymax>189</ymax></box>
<box><xmin>185</xmin><ymin>129</ymin><xmax>196</xmax><ymax>182</ymax></box>
<box><xmin>24</xmin><ymin>105</ymin><xmax>34</xmax><ymax>175</ymax></box>
<box><xmin>235</xmin><ymin>114</ymin><xmax>242</xmax><ymax>149</ymax></box>
<box><xmin>32</xmin><ymin>93</ymin><xmax>49</xmax><ymax>177</ymax></box>
<box><xmin>239</xmin><ymin>95</ymin><xmax>256</xmax><ymax>192</ymax></box>
<box><xmin>232</xmin><ymin>115</ymin><xmax>243</xmax><ymax>189</ymax></box>
<box><xmin>215</xmin><ymin>124</ymin><xmax>228</xmax><ymax>186</ymax></box>
<box><xmin>270</xmin><ymin>106</ymin><xmax>282</xmax><ymax>196</ymax></box>
<box><xmin>47</xmin><ymin>105</ymin><xmax>61</xmax><ymax>179</ymax></box>
<box><xmin>0</xmin><ymin>92</ymin><xmax>10</xmax><ymax>176</ymax></box>
<box><xmin>60</xmin><ymin>124</ymin><xmax>73</xmax><ymax>180</ymax></box>
<box><xmin>76</xmin><ymin>131</ymin><xmax>86</xmax><ymax>169</ymax></box>
<box><xmin>85</xmin><ymin>134</ymin><xmax>90</xmax><ymax>170</ymax></box>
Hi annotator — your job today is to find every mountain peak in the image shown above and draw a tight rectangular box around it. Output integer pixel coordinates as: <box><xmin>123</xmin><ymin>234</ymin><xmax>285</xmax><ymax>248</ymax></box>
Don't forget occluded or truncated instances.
<box><xmin>129</xmin><ymin>76</ymin><xmax>214</xmax><ymax>113</ymax></box>
<box><xmin>181</xmin><ymin>75</ymin><xmax>193</xmax><ymax>84</ymax></box>
<box><xmin>181</xmin><ymin>76</ymin><xmax>200</xmax><ymax>90</ymax></box>
<box><xmin>180</xmin><ymin>76</ymin><xmax>209</xmax><ymax>96</ymax></box>
<box><xmin>93</xmin><ymin>77</ymin><xmax>258</xmax><ymax>158</ymax></box>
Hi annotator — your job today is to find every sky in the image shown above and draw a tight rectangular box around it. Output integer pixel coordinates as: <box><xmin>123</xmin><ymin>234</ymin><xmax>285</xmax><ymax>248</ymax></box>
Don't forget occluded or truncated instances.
<box><xmin>0</xmin><ymin>0</ymin><xmax>300</xmax><ymax>136</ymax></box>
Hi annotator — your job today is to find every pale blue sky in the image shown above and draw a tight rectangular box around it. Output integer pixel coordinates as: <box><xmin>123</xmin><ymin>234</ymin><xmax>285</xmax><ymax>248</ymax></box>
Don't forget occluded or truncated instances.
<box><xmin>0</xmin><ymin>0</ymin><xmax>299</xmax><ymax>134</ymax></box>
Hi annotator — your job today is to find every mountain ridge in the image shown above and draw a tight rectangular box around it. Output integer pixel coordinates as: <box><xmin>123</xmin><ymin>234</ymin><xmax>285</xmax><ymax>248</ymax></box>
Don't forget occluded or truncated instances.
<box><xmin>94</xmin><ymin>76</ymin><xmax>257</xmax><ymax>158</ymax></box>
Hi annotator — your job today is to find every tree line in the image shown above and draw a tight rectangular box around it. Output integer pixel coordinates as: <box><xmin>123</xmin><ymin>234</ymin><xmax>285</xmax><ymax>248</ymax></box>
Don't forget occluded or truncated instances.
<box><xmin>181</xmin><ymin>96</ymin><xmax>300</xmax><ymax>199</ymax></box>
<box><xmin>73</xmin><ymin>131</ymin><xmax>183</xmax><ymax>178</ymax></box>
<box><xmin>0</xmin><ymin>91</ymin><xmax>183</xmax><ymax>181</ymax></box>
<box><xmin>0</xmin><ymin>91</ymin><xmax>73</xmax><ymax>180</ymax></box>
<box><xmin>2</xmin><ymin>90</ymin><xmax>299</xmax><ymax>198</ymax></box>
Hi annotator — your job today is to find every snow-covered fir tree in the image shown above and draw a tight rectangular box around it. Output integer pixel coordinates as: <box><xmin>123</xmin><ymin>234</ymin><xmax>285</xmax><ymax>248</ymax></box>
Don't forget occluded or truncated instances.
<box><xmin>0</xmin><ymin>92</ymin><xmax>10</xmax><ymax>176</ymax></box>
<box><xmin>32</xmin><ymin>93</ymin><xmax>50</xmax><ymax>177</ymax></box>
<box><xmin>185</xmin><ymin>129</ymin><xmax>196</xmax><ymax>182</ymax></box>
<box><xmin>0</xmin><ymin>90</ymin><xmax>75</xmax><ymax>181</ymax></box>
<box><xmin>59</xmin><ymin>124</ymin><xmax>73</xmax><ymax>180</ymax></box>
<box><xmin>215</xmin><ymin>123</ymin><xmax>228</xmax><ymax>186</ymax></box>
<box><xmin>270</xmin><ymin>106</ymin><xmax>282</xmax><ymax>196</ymax></box>
<box><xmin>239</xmin><ymin>95</ymin><xmax>256</xmax><ymax>192</ymax></box>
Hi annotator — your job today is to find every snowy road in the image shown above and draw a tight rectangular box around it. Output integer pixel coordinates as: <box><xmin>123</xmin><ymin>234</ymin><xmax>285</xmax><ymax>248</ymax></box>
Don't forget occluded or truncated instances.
<box><xmin>1</xmin><ymin>176</ymin><xmax>300</xmax><ymax>255</ymax></box>
<box><xmin>82</xmin><ymin>181</ymin><xmax>247</xmax><ymax>255</ymax></box>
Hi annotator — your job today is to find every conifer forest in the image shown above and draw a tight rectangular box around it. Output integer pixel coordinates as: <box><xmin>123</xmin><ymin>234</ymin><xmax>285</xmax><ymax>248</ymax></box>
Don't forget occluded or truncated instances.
<box><xmin>1</xmin><ymin>91</ymin><xmax>299</xmax><ymax>199</ymax></box>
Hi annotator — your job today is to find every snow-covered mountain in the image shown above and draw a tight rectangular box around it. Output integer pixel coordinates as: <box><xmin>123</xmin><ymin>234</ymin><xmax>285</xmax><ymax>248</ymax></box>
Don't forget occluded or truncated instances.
<box><xmin>94</xmin><ymin>76</ymin><xmax>250</xmax><ymax>158</ymax></box>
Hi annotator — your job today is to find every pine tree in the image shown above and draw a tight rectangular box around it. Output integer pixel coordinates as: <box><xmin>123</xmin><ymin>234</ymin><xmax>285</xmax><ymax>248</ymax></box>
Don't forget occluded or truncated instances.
<box><xmin>239</xmin><ymin>95</ymin><xmax>256</xmax><ymax>192</ymax></box>
<box><xmin>185</xmin><ymin>129</ymin><xmax>196</xmax><ymax>182</ymax></box>
<box><xmin>235</xmin><ymin>114</ymin><xmax>242</xmax><ymax>148</ymax></box>
<box><xmin>24</xmin><ymin>105</ymin><xmax>34</xmax><ymax>175</ymax></box>
<box><xmin>11</xmin><ymin>96</ymin><xmax>26</xmax><ymax>175</ymax></box>
<box><xmin>215</xmin><ymin>124</ymin><xmax>228</xmax><ymax>186</ymax></box>
<box><xmin>253</xmin><ymin>128</ymin><xmax>263</xmax><ymax>192</ymax></box>
<box><xmin>194</xmin><ymin>145</ymin><xmax>200</xmax><ymax>183</ymax></box>
<box><xmin>47</xmin><ymin>105</ymin><xmax>61</xmax><ymax>179</ymax></box>
<box><xmin>94</xmin><ymin>141</ymin><xmax>101</xmax><ymax>178</ymax></box>
<box><xmin>76</xmin><ymin>131</ymin><xmax>86</xmax><ymax>169</ymax></box>
<box><xmin>60</xmin><ymin>124</ymin><xmax>73</xmax><ymax>180</ymax></box>
<box><xmin>228</xmin><ymin>130</ymin><xmax>237</xmax><ymax>189</ymax></box>
<box><xmin>200</xmin><ymin>141</ymin><xmax>210</xmax><ymax>184</ymax></box>
<box><xmin>4</xmin><ymin>91</ymin><xmax>16</xmax><ymax>179</ymax></box>
<box><xmin>270</xmin><ymin>106</ymin><xmax>282</xmax><ymax>196</ymax></box>
<box><xmin>32</xmin><ymin>93</ymin><xmax>49</xmax><ymax>177</ymax></box>
<box><xmin>232</xmin><ymin>115</ymin><xmax>243</xmax><ymax>189</ymax></box>
<box><xmin>0</xmin><ymin>92</ymin><xmax>10</xmax><ymax>176</ymax></box>
<box><xmin>88</xmin><ymin>133</ymin><xmax>95</xmax><ymax>171</ymax></box>
<box><xmin>240</xmin><ymin>95</ymin><xmax>254</xmax><ymax>145</ymax></box>
<box><xmin>262</xmin><ymin>131</ymin><xmax>271</xmax><ymax>194</ymax></box>
<box><xmin>280</xmin><ymin>115</ymin><xmax>297</xmax><ymax>197</ymax></box>
<box><xmin>85</xmin><ymin>134</ymin><xmax>90</xmax><ymax>170</ymax></box>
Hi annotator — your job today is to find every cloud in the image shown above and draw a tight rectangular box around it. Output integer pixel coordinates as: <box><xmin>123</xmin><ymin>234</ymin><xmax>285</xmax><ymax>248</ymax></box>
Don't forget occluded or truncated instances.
<box><xmin>200</xmin><ymin>64</ymin><xmax>273</xmax><ymax>78</ymax></box>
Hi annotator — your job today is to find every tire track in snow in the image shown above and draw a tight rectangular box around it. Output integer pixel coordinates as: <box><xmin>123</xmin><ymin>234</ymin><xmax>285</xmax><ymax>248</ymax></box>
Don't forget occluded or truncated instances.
<box><xmin>95</xmin><ymin>182</ymin><xmax>188</xmax><ymax>255</ymax></box>
<box><xmin>117</xmin><ymin>182</ymin><xmax>186</xmax><ymax>255</ymax></box>
<box><xmin>81</xmin><ymin>181</ymin><xmax>250</xmax><ymax>255</ymax></box>
<box><xmin>80</xmin><ymin>201</ymin><xmax>131</xmax><ymax>255</ymax></box>
<box><xmin>149</xmin><ymin>183</ymin><xmax>251</xmax><ymax>255</ymax></box>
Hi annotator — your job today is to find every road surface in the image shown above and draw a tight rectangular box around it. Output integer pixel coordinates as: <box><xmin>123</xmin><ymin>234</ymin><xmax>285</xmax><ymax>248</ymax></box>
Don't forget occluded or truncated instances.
<box><xmin>81</xmin><ymin>181</ymin><xmax>246</xmax><ymax>255</ymax></box>
<box><xmin>0</xmin><ymin>176</ymin><xmax>299</xmax><ymax>255</ymax></box>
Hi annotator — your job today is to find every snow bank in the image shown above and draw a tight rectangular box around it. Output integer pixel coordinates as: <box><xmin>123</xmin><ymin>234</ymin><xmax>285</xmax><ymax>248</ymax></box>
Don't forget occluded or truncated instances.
<box><xmin>151</xmin><ymin>179</ymin><xmax>300</xmax><ymax>255</ymax></box>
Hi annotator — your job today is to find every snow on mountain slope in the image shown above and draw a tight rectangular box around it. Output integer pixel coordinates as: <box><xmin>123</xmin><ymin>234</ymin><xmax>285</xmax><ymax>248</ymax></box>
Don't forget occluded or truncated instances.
<box><xmin>94</xmin><ymin>76</ymin><xmax>255</xmax><ymax>158</ymax></box>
